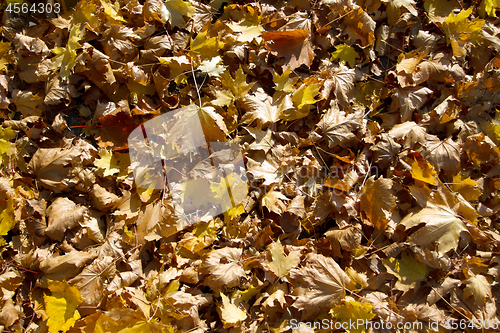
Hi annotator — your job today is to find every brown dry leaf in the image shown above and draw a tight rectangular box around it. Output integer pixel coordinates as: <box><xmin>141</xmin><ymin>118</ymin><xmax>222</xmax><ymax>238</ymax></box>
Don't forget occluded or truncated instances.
<box><xmin>360</xmin><ymin>176</ymin><xmax>396</xmax><ymax>230</ymax></box>
<box><xmin>11</xmin><ymin>90</ymin><xmax>44</xmax><ymax>117</ymax></box>
<box><xmin>39</xmin><ymin>251</ymin><xmax>97</xmax><ymax>280</ymax></box>
<box><xmin>261</xmin><ymin>190</ymin><xmax>288</xmax><ymax>215</ymax></box>
<box><xmin>69</xmin><ymin>256</ymin><xmax>116</xmax><ymax>307</ymax></box>
<box><xmin>45</xmin><ymin>197</ymin><xmax>88</xmax><ymax>241</ymax></box>
<box><xmin>317</xmin><ymin>102</ymin><xmax>363</xmax><ymax>148</ymax></box>
<box><xmin>398</xmin><ymin>205</ymin><xmax>467</xmax><ymax>254</ymax></box>
<box><xmin>241</xmin><ymin>89</ymin><xmax>294</xmax><ymax>127</ymax></box>
<box><xmin>392</xmin><ymin>86</ymin><xmax>433</xmax><ymax>121</ymax></box>
<box><xmin>201</xmin><ymin>247</ymin><xmax>246</xmax><ymax>291</ymax></box>
<box><xmin>29</xmin><ymin>148</ymin><xmax>83</xmax><ymax>192</ymax></box>
<box><xmin>90</xmin><ymin>184</ymin><xmax>119</xmax><ymax>211</ymax></box>
<box><xmin>262</xmin><ymin>29</ymin><xmax>314</xmax><ymax>70</ymax></box>
<box><xmin>424</xmin><ymin>136</ymin><xmax>461</xmax><ymax>173</ymax></box>
<box><xmin>325</xmin><ymin>226</ymin><xmax>362</xmax><ymax>258</ymax></box>
<box><xmin>463</xmin><ymin>274</ymin><xmax>492</xmax><ymax>308</ymax></box>
<box><xmin>321</xmin><ymin>65</ymin><xmax>356</xmax><ymax>108</ymax></box>
<box><xmin>290</xmin><ymin>253</ymin><xmax>351</xmax><ymax>319</ymax></box>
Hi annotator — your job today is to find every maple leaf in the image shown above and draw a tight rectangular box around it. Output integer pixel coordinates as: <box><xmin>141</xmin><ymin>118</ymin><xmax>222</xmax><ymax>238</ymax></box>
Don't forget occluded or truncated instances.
<box><xmin>241</xmin><ymin>89</ymin><xmax>293</xmax><ymax>127</ymax></box>
<box><xmin>273</xmin><ymin>67</ymin><xmax>298</xmax><ymax>93</ymax></box>
<box><xmin>330</xmin><ymin>44</ymin><xmax>359</xmax><ymax>67</ymax></box>
<box><xmin>0</xmin><ymin>179</ymin><xmax>15</xmax><ymax>246</ymax></box>
<box><xmin>51</xmin><ymin>23</ymin><xmax>84</xmax><ymax>79</ymax></box>
<box><xmin>424</xmin><ymin>136</ymin><xmax>460</xmax><ymax>173</ymax></box>
<box><xmin>411</xmin><ymin>158</ymin><xmax>438</xmax><ymax>185</ymax></box>
<box><xmin>449</xmin><ymin>172</ymin><xmax>481</xmax><ymax>202</ymax></box>
<box><xmin>383</xmin><ymin>0</ymin><xmax>418</xmax><ymax>26</ymax></box>
<box><xmin>213</xmin><ymin>66</ymin><xmax>255</xmax><ymax>106</ymax></box>
<box><xmin>200</xmin><ymin>247</ymin><xmax>246</xmax><ymax>291</ymax></box>
<box><xmin>442</xmin><ymin>8</ymin><xmax>485</xmax><ymax>57</ymax></box>
<box><xmin>267</xmin><ymin>239</ymin><xmax>301</xmax><ymax>277</ymax></box>
<box><xmin>330</xmin><ymin>296</ymin><xmax>376</xmax><ymax>333</ymax></box>
<box><xmin>69</xmin><ymin>256</ymin><xmax>115</xmax><ymax>307</ymax></box>
<box><xmin>382</xmin><ymin>251</ymin><xmax>428</xmax><ymax>292</ymax></box>
<box><xmin>94</xmin><ymin>149</ymin><xmax>120</xmax><ymax>177</ymax></box>
<box><xmin>29</xmin><ymin>147</ymin><xmax>86</xmax><ymax>192</ymax></box>
<box><xmin>245</xmin><ymin>127</ymin><xmax>275</xmax><ymax>153</ymax></box>
<box><xmin>190</xmin><ymin>29</ymin><xmax>225</xmax><ymax>59</ymax></box>
<box><xmin>321</xmin><ymin>64</ymin><xmax>356</xmax><ymax>108</ymax></box>
<box><xmin>399</xmin><ymin>205</ymin><xmax>467</xmax><ymax>254</ymax></box>
<box><xmin>246</xmin><ymin>146</ymin><xmax>295</xmax><ymax>186</ymax></box>
<box><xmin>217</xmin><ymin>293</ymin><xmax>247</xmax><ymax>328</ymax></box>
<box><xmin>290</xmin><ymin>253</ymin><xmax>351</xmax><ymax>319</ymax></box>
<box><xmin>360</xmin><ymin>176</ymin><xmax>396</xmax><ymax>230</ymax></box>
<box><xmin>424</xmin><ymin>0</ymin><xmax>458</xmax><ymax>23</ymax></box>
<box><xmin>391</xmin><ymin>86</ymin><xmax>433</xmax><ymax>121</ymax></box>
<box><xmin>97</xmin><ymin>112</ymin><xmax>138</xmax><ymax>151</ymax></box>
<box><xmin>317</xmin><ymin>102</ymin><xmax>363</xmax><ymax>148</ymax></box>
<box><xmin>0</xmin><ymin>41</ymin><xmax>13</xmax><ymax>71</ymax></box>
<box><xmin>45</xmin><ymin>197</ymin><xmax>88</xmax><ymax>241</ymax></box>
<box><xmin>479</xmin><ymin>0</ymin><xmax>500</xmax><ymax>17</ymax></box>
<box><xmin>341</xmin><ymin>7</ymin><xmax>376</xmax><ymax>47</ymax></box>
<box><xmin>463</xmin><ymin>274</ymin><xmax>492</xmax><ymax>308</ymax></box>
<box><xmin>325</xmin><ymin>226</ymin><xmax>362</xmax><ymax>258</ymax></box>
<box><xmin>0</xmin><ymin>127</ymin><xmax>17</xmax><ymax>165</ymax></box>
<box><xmin>288</xmin><ymin>78</ymin><xmax>321</xmax><ymax>119</ymax></box>
<box><xmin>144</xmin><ymin>0</ymin><xmax>194</xmax><ymax>27</ymax></box>
<box><xmin>261</xmin><ymin>190</ymin><xmax>288</xmax><ymax>215</ymax></box>
<box><xmin>227</xmin><ymin>21</ymin><xmax>264</xmax><ymax>43</ymax></box>
<box><xmin>262</xmin><ymin>29</ymin><xmax>314</xmax><ymax>70</ymax></box>
<box><xmin>44</xmin><ymin>280</ymin><xmax>83</xmax><ymax>332</ymax></box>
<box><xmin>198</xmin><ymin>56</ymin><xmax>226</xmax><ymax>77</ymax></box>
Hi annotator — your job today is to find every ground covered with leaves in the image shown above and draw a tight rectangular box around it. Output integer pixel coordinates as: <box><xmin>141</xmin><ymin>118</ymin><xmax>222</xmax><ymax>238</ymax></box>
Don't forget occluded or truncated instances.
<box><xmin>1</xmin><ymin>0</ymin><xmax>500</xmax><ymax>332</ymax></box>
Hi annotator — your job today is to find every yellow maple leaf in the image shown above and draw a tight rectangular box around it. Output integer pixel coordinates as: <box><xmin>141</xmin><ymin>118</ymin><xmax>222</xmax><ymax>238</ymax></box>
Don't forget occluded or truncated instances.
<box><xmin>450</xmin><ymin>172</ymin><xmax>481</xmax><ymax>201</ymax></box>
<box><xmin>0</xmin><ymin>41</ymin><xmax>13</xmax><ymax>71</ymax></box>
<box><xmin>330</xmin><ymin>44</ymin><xmax>360</xmax><ymax>67</ymax></box>
<box><xmin>221</xmin><ymin>66</ymin><xmax>254</xmax><ymax>101</ymax></box>
<box><xmin>479</xmin><ymin>0</ymin><xmax>500</xmax><ymax>17</ymax></box>
<box><xmin>51</xmin><ymin>23</ymin><xmax>84</xmax><ymax>79</ymax></box>
<box><xmin>0</xmin><ymin>190</ymin><xmax>15</xmax><ymax>246</ymax></box>
<box><xmin>292</xmin><ymin>79</ymin><xmax>321</xmax><ymax>110</ymax></box>
<box><xmin>100</xmin><ymin>0</ymin><xmax>126</xmax><ymax>22</ymax></box>
<box><xmin>190</xmin><ymin>30</ymin><xmax>225</xmax><ymax>60</ymax></box>
<box><xmin>94</xmin><ymin>148</ymin><xmax>120</xmax><ymax>177</ymax></box>
<box><xmin>330</xmin><ymin>296</ymin><xmax>376</xmax><ymax>333</ymax></box>
<box><xmin>442</xmin><ymin>8</ymin><xmax>485</xmax><ymax>57</ymax></box>
<box><xmin>217</xmin><ymin>293</ymin><xmax>247</xmax><ymax>328</ymax></box>
<box><xmin>411</xmin><ymin>158</ymin><xmax>438</xmax><ymax>185</ymax></box>
<box><xmin>273</xmin><ymin>67</ymin><xmax>298</xmax><ymax>93</ymax></box>
<box><xmin>268</xmin><ymin>239</ymin><xmax>301</xmax><ymax>278</ymax></box>
<box><xmin>164</xmin><ymin>0</ymin><xmax>195</xmax><ymax>27</ymax></box>
<box><xmin>44</xmin><ymin>280</ymin><xmax>82</xmax><ymax>332</ymax></box>
<box><xmin>0</xmin><ymin>127</ymin><xmax>17</xmax><ymax>167</ymax></box>
<box><xmin>382</xmin><ymin>251</ymin><xmax>428</xmax><ymax>292</ymax></box>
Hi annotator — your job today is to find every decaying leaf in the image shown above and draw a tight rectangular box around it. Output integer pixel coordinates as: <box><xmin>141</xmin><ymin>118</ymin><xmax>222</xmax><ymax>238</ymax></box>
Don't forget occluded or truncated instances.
<box><xmin>290</xmin><ymin>253</ymin><xmax>351</xmax><ymax>319</ymax></box>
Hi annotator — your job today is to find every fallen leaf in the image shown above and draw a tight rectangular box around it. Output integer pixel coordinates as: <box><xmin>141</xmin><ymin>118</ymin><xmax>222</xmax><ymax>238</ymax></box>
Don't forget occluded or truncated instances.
<box><xmin>267</xmin><ymin>239</ymin><xmax>301</xmax><ymax>277</ymax></box>
<box><xmin>290</xmin><ymin>253</ymin><xmax>351</xmax><ymax>319</ymax></box>
<box><xmin>44</xmin><ymin>280</ymin><xmax>83</xmax><ymax>333</ymax></box>
<box><xmin>45</xmin><ymin>197</ymin><xmax>88</xmax><ymax>241</ymax></box>
<box><xmin>262</xmin><ymin>29</ymin><xmax>314</xmax><ymax>70</ymax></box>
<box><xmin>217</xmin><ymin>293</ymin><xmax>247</xmax><ymax>328</ymax></box>
<box><xmin>360</xmin><ymin>176</ymin><xmax>396</xmax><ymax>230</ymax></box>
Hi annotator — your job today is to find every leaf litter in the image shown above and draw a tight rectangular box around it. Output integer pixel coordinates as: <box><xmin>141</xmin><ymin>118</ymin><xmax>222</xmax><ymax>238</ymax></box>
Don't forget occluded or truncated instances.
<box><xmin>0</xmin><ymin>0</ymin><xmax>500</xmax><ymax>332</ymax></box>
